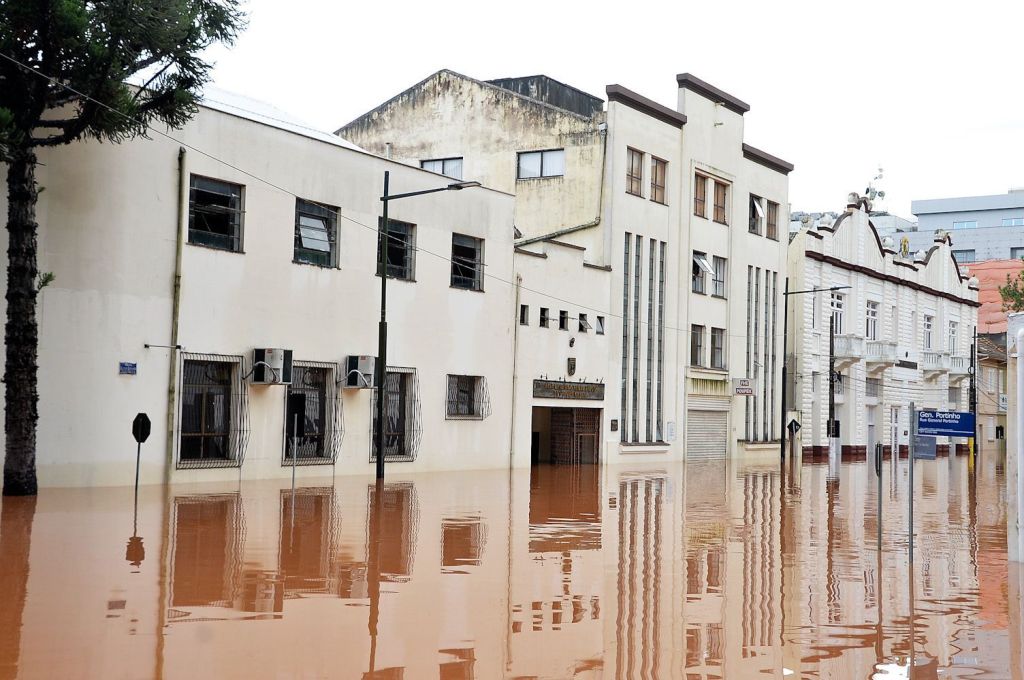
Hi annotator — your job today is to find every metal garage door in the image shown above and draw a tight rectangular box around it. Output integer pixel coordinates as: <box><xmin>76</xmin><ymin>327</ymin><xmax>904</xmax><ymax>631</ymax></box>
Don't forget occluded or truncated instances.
<box><xmin>686</xmin><ymin>410</ymin><xmax>728</xmax><ymax>460</ymax></box>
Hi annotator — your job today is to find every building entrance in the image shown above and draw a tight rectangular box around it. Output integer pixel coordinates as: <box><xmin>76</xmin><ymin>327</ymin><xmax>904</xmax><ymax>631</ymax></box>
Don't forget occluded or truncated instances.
<box><xmin>531</xmin><ymin>407</ymin><xmax>602</xmax><ymax>465</ymax></box>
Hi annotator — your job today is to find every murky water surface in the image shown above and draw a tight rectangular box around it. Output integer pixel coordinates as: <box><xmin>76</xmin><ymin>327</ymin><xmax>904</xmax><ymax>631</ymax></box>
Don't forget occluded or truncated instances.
<box><xmin>0</xmin><ymin>454</ymin><xmax>1021</xmax><ymax>679</ymax></box>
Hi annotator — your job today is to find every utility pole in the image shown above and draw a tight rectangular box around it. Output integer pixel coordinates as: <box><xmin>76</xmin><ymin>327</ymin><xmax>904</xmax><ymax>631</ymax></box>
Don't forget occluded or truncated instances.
<box><xmin>375</xmin><ymin>171</ymin><xmax>390</xmax><ymax>481</ymax></box>
<box><xmin>780</xmin><ymin>277</ymin><xmax>789</xmax><ymax>460</ymax></box>
<box><xmin>829</xmin><ymin>315</ymin><xmax>837</xmax><ymax>459</ymax></box>
<box><xmin>970</xmin><ymin>325</ymin><xmax>978</xmax><ymax>458</ymax></box>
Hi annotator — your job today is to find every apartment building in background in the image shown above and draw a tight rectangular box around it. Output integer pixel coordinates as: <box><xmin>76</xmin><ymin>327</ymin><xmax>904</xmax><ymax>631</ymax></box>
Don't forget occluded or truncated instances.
<box><xmin>339</xmin><ymin>70</ymin><xmax>793</xmax><ymax>463</ymax></box>
<box><xmin>0</xmin><ymin>90</ymin><xmax>519</xmax><ymax>488</ymax></box>
<box><xmin>905</xmin><ymin>189</ymin><xmax>1024</xmax><ymax>265</ymax></box>
<box><xmin>787</xmin><ymin>195</ymin><xmax>979</xmax><ymax>456</ymax></box>
<box><xmin>976</xmin><ymin>335</ymin><xmax>1007</xmax><ymax>455</ymax></box>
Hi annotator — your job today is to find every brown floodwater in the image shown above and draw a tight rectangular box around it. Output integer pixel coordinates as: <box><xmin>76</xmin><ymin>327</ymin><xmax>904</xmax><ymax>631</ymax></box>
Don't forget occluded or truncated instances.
<box><xmin>0</xmin><ymin>453</ymin><xmax>1021</xmax><ymax>679</ymax></box>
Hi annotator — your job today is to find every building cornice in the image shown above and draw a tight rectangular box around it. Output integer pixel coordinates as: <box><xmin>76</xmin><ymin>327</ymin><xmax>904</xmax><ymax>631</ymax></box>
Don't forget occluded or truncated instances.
<box><xmin>804</xmin><ymin>250</ymin><xmax>980</xmax><ymax>307</ymax></box>
<box><xmin>605</xmin><ymin>84</ymin><xmax>687</xmax><ymax>128</ymax></box>
<box><xmin>675</xmin><ymin>73</ymin><xmax>750</xmax><ymax>115</ymax></box>
<box><xmin>741</xmin><ymin>143</ymin><xmax>794</xmax><ymax>175</ymax></box>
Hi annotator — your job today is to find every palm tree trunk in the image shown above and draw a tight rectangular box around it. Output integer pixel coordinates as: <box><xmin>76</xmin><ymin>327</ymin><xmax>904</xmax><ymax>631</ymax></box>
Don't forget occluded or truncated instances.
<box><xmin>3</xmin><ymin>149</ymin><xmax>40</xmax><ymax>496</ymax></box>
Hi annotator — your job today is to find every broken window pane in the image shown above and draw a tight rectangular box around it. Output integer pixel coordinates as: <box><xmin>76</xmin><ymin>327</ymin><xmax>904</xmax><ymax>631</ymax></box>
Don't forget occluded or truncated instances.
<box><xmin>451</xmin><ymin>234</ymin><xmax>483</xmax><ymax>290</ymax></box>
<box><xmin>188</xmin><ymin>175</ymin><xmax>244</xmax><ymax>251</ymax></box>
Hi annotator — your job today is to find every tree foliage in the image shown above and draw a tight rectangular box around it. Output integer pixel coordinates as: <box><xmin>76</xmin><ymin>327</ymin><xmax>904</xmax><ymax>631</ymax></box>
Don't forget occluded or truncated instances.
<box><xmin>999</xmin><ymin>265</ymin><xmax>1024</xmax><ymax>312</ymax></box>
<box><xmin>0</xmin><ymin>0</ymin><xmax>245</xmax><ymax>155</ymax></box>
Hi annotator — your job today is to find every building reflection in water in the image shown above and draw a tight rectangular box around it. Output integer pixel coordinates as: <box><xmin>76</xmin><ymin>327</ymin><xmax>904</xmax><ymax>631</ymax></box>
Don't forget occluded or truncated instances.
<box><xmin>0</xmin><ymin>454</ymin><xmax>1018</xmax><ymax>678</ymax></box>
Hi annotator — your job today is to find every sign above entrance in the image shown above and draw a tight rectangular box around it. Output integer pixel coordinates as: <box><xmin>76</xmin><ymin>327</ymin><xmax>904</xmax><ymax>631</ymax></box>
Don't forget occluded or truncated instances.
<box><xmin>733</xmin><ymin>378</ymin><xmax>755</xmax><ymax>396</ymax></box>
<box><xmin>916</xmin><ymin>410</ymin><xmax>974</xmax><ymax>437</ymax></box>
<box><xmin>533</xmin><ymin>379</ymin><xmax>605</xmax><ymax>401</ymax></box>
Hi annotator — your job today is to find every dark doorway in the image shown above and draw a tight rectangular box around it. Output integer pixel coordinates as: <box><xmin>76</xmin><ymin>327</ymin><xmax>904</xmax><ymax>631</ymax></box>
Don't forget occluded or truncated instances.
<box><xmin>532</xmin><ymin>406</ymin><xmax>601</xmax><ymax>465</ymax></box>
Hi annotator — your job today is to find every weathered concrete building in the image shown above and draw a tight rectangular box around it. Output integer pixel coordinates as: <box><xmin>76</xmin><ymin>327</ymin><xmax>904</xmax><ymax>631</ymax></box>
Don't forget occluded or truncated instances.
<box><xmin>339</xmin><ymin>70</ymin><xmax>793</xmax><ymax>463</ymax></box>
<box><xmin>787</xmin><ymin>195</ymin><xmax>979</xmax><ymax>456</ymax></box>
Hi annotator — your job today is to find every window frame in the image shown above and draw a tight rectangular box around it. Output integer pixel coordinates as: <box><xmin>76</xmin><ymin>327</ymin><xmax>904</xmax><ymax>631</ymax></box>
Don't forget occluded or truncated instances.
<box><xmin>692</xmin><ymin>252</ymin><xmax>713</xmax><ymax>294</ymax></box>
<box><xmin>178</xmin><ymin>355</ymin><xmax>245</xmax><ymax>469</ymax></box>
<box><xmin>519</xmin><ymin>304</ymin><xmax>529</xmax><ymax>326</ymax></box>
<box><xmin>379</xmin><ymin>219</ymin><xmax>417</xmax><ymax>281</ymax></box>
<box><xmin>710</xmin><ymin>327</ymin><xmax>726</xmax><ymax>369</ymax></box>
<box><xmin>711</xmin><ymin>256</ymin><xmax>727</xmax><ymax>298</ymax></box>
<box><xmin>450</xmin><ymin>233</ymin><xmax>484</xmax><ymax>291</ymax></box>
<box><xmin>830</xmin><ymin>291</ymin><xmax>844</xmax><ymax>334</ymax></box>
<box><xmin>650</xmin><ymin>156</ymin><xmax>667</xmax><ymax>204</ymax></box>
<box><xmin>539</xmin><ymin>307</ymin><xmax>550</xmax><ymax>328</ymax></box>
<box><xmin>713</xmin><ymin>180</ymin><xmax>729</xmax><ymax>225</ymax></box>
<box><xmin>626</xmin><ymin>147</ymin><xmax>644</xmax><ymax>197</ymax></box>
<box><xmin>1002</xmin><ymin>217</ymin><xmax>1024</xmax><ymax>227</ymax></box>
<box><xmin>952</xmin><ymin>220</ymin><xmax>977</xmax><ymax>230</ymax></box>
<box><xmin>516</xmin><ymin>148</ymin><xmax>566</xmax><ymax>180</ymax></box>
<box><xmin>748</xmin><ymin>194</ymin><xmax>765</xmax><ymax>235</ymax></box>
<box><xmin>294</xmin><ymin>198</ymin><xmax>338</xmax><ymax>268</ymax></box>
<box><xmin>188</xmin><ymin>174</ymin><xmax>245</xmax><ymax>253</ymax></box>
<box><xmin>924</xmin><ymin>314</ymin><xmax>934</xmax><ymax>349</ymax></box>
<box><xmin>952</xmin><ymin>249</ymin><xmax>976</xmax><ymax>264</ymax></box>
<box><xmin>690</xmin><ymin>325</ymin><xmax>705</xmax><ymax>367</ymax></box>
<box><xmin>558</xmin><ymin>310</ymin><xmax>569</xmax><ymax>331</ymax></box>
<box><xmin>282</xmin><ymin>361</ymin><xmax>338</xmax><ymax>465</ymax></box>
<box><xmin>865</xmin><ymin>300</ymin><xmax>879</xmax><ymax>340</ymax></box>
<box><xmin>949</xmin><ymin>320</ymin><xmax>958</xmax><ymax>353</ymax></box>
<box><xmin>596</xmin><ymin>315</ymin><xmax>606</xmax><ymax>335</ymax></box>
<box><xmin>578</xmin><ymin>312</ymin><xmax>589</xmax><ymax>333</ymax></box>
<box><xmin>445</xmin><ymin>374</ymin><xmax>485</xmax><ymax>420</ymax></box>
<box><xmin>420</xmin><ymin>157</ymin><xmax>464</xmax><ymax>180</ymax></box>
<box><xmin>766</xmin><ymin>200</ymin><xmax>779</xmax><ymax>240</ymax></box>
<box><xmin>694</xmin><ymin>173</ymin><xmax>708</xmax><ymax>218</ymax></box>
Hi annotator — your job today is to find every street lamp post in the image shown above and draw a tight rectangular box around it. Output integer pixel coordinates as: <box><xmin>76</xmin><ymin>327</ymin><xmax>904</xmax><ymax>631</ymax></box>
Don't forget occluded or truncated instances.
<box><xmin>780</xmin><ymin>284</ymin><xmax>851</xmax><ymax>460</ymax></box>
<box><xmin>375</xmin><ymin>171</ymin><xmax>481</xmax><ymax>479</ymax></box>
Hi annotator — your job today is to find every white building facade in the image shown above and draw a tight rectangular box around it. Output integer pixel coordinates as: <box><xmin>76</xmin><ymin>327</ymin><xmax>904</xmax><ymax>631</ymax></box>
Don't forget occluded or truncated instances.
<box><xmin>0</xmin><ymin>94</ymin><xmax>518</xmax><ymax>488</ymax></box>
<box><xmin>788</xmin><ymin>197</ymin><xmax>980</xmax><ymax>456</ymax></box>
<box><xmin>339</xmin><ymin>70</ymin><xmax>793</xmax><ymax>464</ymax></box>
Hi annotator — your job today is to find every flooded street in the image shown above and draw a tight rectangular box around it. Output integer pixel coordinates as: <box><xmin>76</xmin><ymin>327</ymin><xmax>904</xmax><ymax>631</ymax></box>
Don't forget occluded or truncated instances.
<box><xmin>0</xmin><ymin>454</ymin><xmax>1021</xmax><ymax>679</ymax></box>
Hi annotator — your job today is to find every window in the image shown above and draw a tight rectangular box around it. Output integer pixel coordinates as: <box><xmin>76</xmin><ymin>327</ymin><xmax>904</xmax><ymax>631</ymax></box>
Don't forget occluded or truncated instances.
<box><xmin>451</xmin><ymin>233</ymin><xmax>483</xmax><ymax>290</ymax></box>
<box><xmin>1003</xmin><ymin>217</ymin><xmax>1024</xmax><ymax>227</ymax></box>
<box><xmin>712</xmin><ymin>256</ymin><xmax>727</xmax><ymax>297</ymax></box>
<box><xmin>420</xmin><ymin>157</ymin><xmax>463</xmax><ymax>180</ymax></box>
<box><xmin>694</xmin><ymin>173</ymin><xmax>708</xmax><ymax>217</ymax></box>
<box><xmin>865</xmin><ymin>300</ymin><xmax>879</xmax><ymax>340</ymax></box>
<box><xmin>517</xmin><ymin>149</ymin><xmax>565</xmax><ymax>179</ymax></box>
<box><xmin>952</xmin><ymin>249</ymin><xmax>976</xmax><ymax>263</ymax></box>
<box><xmin>559</xmin><ymin>310</ymin><xmax>568</xmax><ymax>331</ymax></box>
<box><xmin>1012</xmin><ymin>247</ymin><xmax>1024</xmax><ymax>259</ymax></box>
<box><xmin>866</xmin><ymin>377</ymin><xmax>881</xmax><ymax>398</ymax></box>
<box><xmin>692</xmin><ymin>252</ymin><xmax>713</xmax><ymax>294</ymax></box>
<box><xmin>294</xmin><ymin>199</ymin><xmax>337</xmax><ymax>267</ymax></box>
<box><xmin>540</xmin><ymin>307</ymin><xmax>550</xmax><ymax>328</ymax></box>
<box><xmin>382</xmin><ymin>220</ymin><xmax>416</xmax><ymax>280</ymax></box>
<box><xmin>767</xmin><ymin>201</ymin><xmax>779</xmax><ymax>240</ymax></box>
<box><xmin>578</xmin><ymin>313</ymin><xmax>589</xmax><ymax>333</ymax></box>
<box><xmin>180</xmin><ymin>359</ymin><xmax>235</xmax><ymax>463</ymax></box>
<box><xmin>519</xmin><ymin>304</ymin><xmax>529</xmax><ymax>325</ymax></box>
<box><xmin>948</xmin><ymin>385</ymin><xmax>960</xmax><ymax>405</ymax></box>
<box><xmin>446</xmin><ymin>375</ymin><xmax>486</xmax><ymax>418</ymax></box>
<box><xmin>924</xmin><ymin>315</ymin><xmax>934</xmax><ymax>349</ymax></box>
<box><xmin>284</xmin><ymin>364</ymin><xmax>334</xmax><ymax>463</ymax></box>
<box><xmin>713</xmin><ymin>180</ymin><xmax>729</xmax><ymax>224</ymax></box>
<box><xmin>749</xmin><ymin>195</ymin><xmax>764</xmax><ymax>234</ymax></box>
<box><xmin>952</xmin><ymin>220</ymin><xmax>977</xmax><ymax>229</ymax></box>
<box><xmin>650</xmin><ymin>157</ymin><xmax>667</xmax><ymax>204</ymax></box>
<box><xmin>690</xmin><ymin>325</ymin><xmax>704</xmax><ymax>366</ymax></box>
<box><xmin>949</xmin><ymin>320</ymin><xmax>958</xmax><ymax>352</ymax></box>
<box><xmin>830</xmin><ymin>292</ymin><xmax>844</xmax><ymax>334</ymax></box>
<box><xmin>372</xmin><ymin>369</ymin><xmax>417</xmax><ymax>461</ymax></box>
<box><xmin>596</xmin><ymin>315</ymin><xmax>605</xmax><ymax>335</ymax></box>
<box><xmin>188</xmin><ymin>175</ymin><xmax>243</xmax><ymax>252</ymax></box>
<box><xmin>711</xmin><ymin>328</ymin><xmax>725</xmax><ymax>369</ymax></box>
<box><xmin>626</xmin><ymin>148</ymin><xmax>644</xmax><ymax>196</ymax></box>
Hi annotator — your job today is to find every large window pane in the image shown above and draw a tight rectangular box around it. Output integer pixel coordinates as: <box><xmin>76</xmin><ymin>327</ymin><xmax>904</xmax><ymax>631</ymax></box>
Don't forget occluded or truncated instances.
<box><xmin>517</xmin><ymin>152</ymin><xmax>542</xmax><ymax>179</ymax></box>
<box><xmin>542</xmin><ymin>149</ymin><xmax>565</xmax><ymax>177</ymax></box>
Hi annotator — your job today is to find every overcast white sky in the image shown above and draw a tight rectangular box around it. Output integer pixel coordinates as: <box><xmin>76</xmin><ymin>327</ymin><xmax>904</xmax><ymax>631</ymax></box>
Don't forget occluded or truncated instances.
<box><xmin>205</xmin><ymin>0</ymin><xmax>1024</xmax><ymax>218</ymax></box>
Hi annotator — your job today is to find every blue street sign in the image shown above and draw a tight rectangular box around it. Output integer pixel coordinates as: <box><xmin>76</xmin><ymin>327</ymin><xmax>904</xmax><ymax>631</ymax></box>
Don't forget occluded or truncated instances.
<box><xmin>916</xmin><ymin>410</ymin><xmax>975</xmax><ymax>437</ymax></box>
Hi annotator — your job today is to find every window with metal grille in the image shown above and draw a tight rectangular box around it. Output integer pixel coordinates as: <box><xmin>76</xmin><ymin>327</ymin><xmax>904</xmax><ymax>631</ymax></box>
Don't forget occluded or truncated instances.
<box><xmin>188</xmin><ymin>175</ymin><xmax>243</xmax><ymax>252</ymax></box>
<box><xmin>749</xmin><ymin>194</ymin><xmax>764</xmax><ymax>234</ymax></box>
<box><xmin>517</xmin><ymin>149</ymin><xmax>565</xmax><ymax>179</ymax></box>
<box><xmin>711</xmin><ymin>328</ymin><xmax>726</xmax><ymax>368</ymax></box>
<box><xmin>694</xmin><ymin>173</ymin><xmax>707</xmax><ymax>217</ymax></box>
<box><xmin>380</xmin><ymin>219</ymin><xmax>416</xmax><ymax>280</ymax></box>
<box><xmin>626</xmin><ymin>148</ymin><xmax>644</xmax><ymax>196</ymax></box>
<box><xmin>690</xmin><ymin>325</ymin><xmax>704</xmax><ymax>366</ymax></box>
<box><xmin>179</xmin><ymin>357</ymin><xmax>248</xmax><ymax>467</ymax></box>
<box><xmin>294</xmin><ymin>198</ymin><xmax>337</xmax><ymax>267</ymax></box>
<box><xmin>712</xmin><ymin>256</ymin><xmax>727</xmax><ymax>297</ymax></box>
<box><xmin>650</xmin><ymin>157</ymin><xmax>667</xmax><ymax>204</ymax></box>
<box><xmin>371</xmin><ymin>369</ymin><xmax>421</xmax><ymax>462</ymax></box>
<box><xmin>713</xmin><ymin>180</ymin><xmax>728</xmax><ymax>224</ymax></box>
<box><xmin>767</xmin><ymin>201</ymin><xmax>779</xmax><ymax>240</ymax></box>
<box><xmin>283</xmin><ymin>364</ymin><xmax>341</xmax><ymax>465</ymax></box>
<box><xmin>446</xmin><ymin>375</ymin><xmax>490</xmax><ymax>419</ymax></box>
<box><xmin>451</xmin><ymin>233</ymin><xmax>483</xmax><ymax>290</ymax></box>
<box><xmin>420</xmin><ymin>157</ymin><xmax>463</xmax><ymax>179</ymax></box>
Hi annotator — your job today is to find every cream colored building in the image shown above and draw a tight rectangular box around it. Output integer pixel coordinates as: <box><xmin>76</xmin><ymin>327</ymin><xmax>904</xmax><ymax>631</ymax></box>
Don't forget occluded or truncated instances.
<box><xmin>0</xmin><ymin>90</ymin><xmax>519</xmax><ymax>488</ymax></box>
<box><xmin>339</xmin><ymin>70</ymin><xmax>793</xmax><ymax>464</ymax></box>
<box><xmin>787</xmin><ymin>197</ymin><xmax>979</xmax><ymax>456</ymax></box>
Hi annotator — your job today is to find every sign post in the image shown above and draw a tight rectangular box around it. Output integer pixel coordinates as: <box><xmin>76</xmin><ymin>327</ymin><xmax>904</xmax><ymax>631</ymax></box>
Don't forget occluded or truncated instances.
<box><xmin>128</xmin><ymin>413</ymin><xmax>151</xmax><ymax>568</ymax></box>
<box><xmin>909</xmin><ymin>402</ymin><xmax>915</xmax><ymax>564</ymax></box>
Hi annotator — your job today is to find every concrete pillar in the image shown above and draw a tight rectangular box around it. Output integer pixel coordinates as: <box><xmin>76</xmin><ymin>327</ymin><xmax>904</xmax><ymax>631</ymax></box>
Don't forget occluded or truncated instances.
<box><xmin>1007</xmin><ymin>314</ymin><xmax>1023</xmax><ymax>562</ymax></box>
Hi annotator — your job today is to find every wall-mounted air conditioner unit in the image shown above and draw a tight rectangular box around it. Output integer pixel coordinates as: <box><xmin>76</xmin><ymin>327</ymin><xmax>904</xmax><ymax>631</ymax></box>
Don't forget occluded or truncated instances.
<box><xmin>252</xmin><ymin>348</ymin><xmax>293</xmax><ymax>385</ymax></box>
<box><xmin>344</xmin><ymin>355</ymin><xmax>376</xmax><ymax>388</ymax></box>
